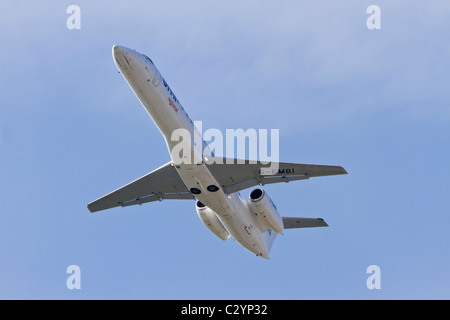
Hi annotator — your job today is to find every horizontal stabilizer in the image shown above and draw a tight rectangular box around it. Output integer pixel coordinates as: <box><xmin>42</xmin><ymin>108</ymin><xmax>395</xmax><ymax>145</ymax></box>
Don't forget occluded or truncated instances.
<box><xmin>282</xmin><ymin>217</ymin><xmax>328</xmax><ymax>229</ymax></box>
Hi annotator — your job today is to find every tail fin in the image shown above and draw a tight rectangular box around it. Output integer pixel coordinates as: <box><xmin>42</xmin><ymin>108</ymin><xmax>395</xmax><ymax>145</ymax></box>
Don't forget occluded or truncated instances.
<box><xmin>282</xmin><ymin>217</ymin><xmax>328</xmax><ymax>229</ymax></box>
<box><xmin>262</xmin><ymin>229</ymin><xmax>278</xmax><ymax>254</ymax></box>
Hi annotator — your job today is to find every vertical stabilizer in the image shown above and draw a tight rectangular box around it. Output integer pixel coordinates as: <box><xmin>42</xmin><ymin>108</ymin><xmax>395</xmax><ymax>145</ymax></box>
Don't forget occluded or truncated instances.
<box><xmin>262</xmin><ymin>229</ymin><xmax>278</xmax><ymax>256</ymax></box>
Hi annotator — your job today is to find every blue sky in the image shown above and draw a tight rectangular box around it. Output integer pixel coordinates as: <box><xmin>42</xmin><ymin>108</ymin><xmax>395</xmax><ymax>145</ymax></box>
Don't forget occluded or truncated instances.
<box><xmin>1</xmin><ymin>1</ymin><xmax>449</xmax><ymax>299</ymax></box>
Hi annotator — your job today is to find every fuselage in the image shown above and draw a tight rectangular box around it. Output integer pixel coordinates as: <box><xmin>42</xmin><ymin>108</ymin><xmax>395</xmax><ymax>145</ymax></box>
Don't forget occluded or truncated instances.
<box><xmin>112</xmin><ymin>45</ymin><xmax>271</xmax><ymax>258</ymax></box>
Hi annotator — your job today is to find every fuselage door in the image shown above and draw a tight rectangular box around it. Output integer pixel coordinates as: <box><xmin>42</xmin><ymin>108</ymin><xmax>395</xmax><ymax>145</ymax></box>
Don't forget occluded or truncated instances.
<box><xmin>152</xmin><ymin>71</ymin><xmax>161</xmax><ymax>87</ymax></box>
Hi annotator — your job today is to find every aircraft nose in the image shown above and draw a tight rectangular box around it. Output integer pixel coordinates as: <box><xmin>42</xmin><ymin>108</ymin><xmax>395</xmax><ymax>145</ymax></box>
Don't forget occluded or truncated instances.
<box><xmin>112</xmin><ymin>45</ymin><xmax>122</xmax><ymax>58</ymax></box>
<box><xmin>113</xmin><ymin>44</ymin><xmax>129</xmax><ymax>56</ymax></box>
<box><xmin>112</xmin><ymin>45</ymin><xmax>138</xmax><ymax>71</ymax></box>
<box><xmin>113</xmin><ymin>44</ymin><xmax>128</xmax><ymax>58</ymax></box>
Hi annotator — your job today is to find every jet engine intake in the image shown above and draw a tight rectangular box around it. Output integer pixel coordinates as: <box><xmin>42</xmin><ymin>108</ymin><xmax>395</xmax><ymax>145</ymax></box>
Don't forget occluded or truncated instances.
<box><xmin>247</xmin><ymin>188</ymin><xmax>284</xmax><ymax>234</ymax></box>
<box><xmin>195</xmin><ymin>201</ymin><xmax>230</xmax><ymax>241</ymax></box>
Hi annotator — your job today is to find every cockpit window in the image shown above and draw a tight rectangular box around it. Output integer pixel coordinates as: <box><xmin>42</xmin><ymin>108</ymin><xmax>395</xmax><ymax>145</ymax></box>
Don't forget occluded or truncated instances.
<box><xmin>143</xmin><ymin>55</ymin><xmax>153</xmax><ymax>65</ymax></box>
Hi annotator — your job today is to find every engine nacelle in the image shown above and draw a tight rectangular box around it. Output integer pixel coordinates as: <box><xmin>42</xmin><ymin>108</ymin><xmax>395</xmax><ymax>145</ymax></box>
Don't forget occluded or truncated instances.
<box><xmin>247</xmin><ymin>188</ymin><xmax>284</xmax><ymax>234</ymax></box>
<box><xmin>195</xmin><ymin>201</ymin><xmax>230</xmax><ymax>241</ymax></box>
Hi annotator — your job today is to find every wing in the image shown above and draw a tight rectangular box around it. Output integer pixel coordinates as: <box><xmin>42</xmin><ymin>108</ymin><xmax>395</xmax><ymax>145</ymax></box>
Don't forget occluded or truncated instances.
<box><xmin>87</xmin><ymin>162</ymin><xmax>193</xmax><ymax>213</ymax></box>
<box><xmin>206</xmin><ymin>158</ymin><xmax>347</xmax><ymax>194</ymax></box>
<box><xmin>282</xmin><ymin>217</ymin><xmax>329</xmax><ymax>229</ymax></box>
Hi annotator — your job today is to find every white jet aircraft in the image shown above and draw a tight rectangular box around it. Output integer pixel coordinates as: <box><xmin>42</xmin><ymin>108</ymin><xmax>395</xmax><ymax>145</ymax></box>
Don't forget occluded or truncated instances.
<box><xmin>87</xmin><ymin>45</ymin><xmax>347</xmax><ymax>259</ymax></box>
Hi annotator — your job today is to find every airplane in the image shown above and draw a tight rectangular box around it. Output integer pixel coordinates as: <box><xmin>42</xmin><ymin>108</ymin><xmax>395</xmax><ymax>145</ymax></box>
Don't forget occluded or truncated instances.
<box><xmin>87</xmin><ymin>45</ymin><xmax>347</xmax><ymax>259</ymax></box>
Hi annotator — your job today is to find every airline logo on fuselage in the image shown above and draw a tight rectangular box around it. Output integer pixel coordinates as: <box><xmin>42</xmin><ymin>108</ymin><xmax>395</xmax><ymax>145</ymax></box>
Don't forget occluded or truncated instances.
<box><xmin>163</xmin><ymin>78</ymin><xmax>181</xmax><ymax>113</ymax></box>
<box><xmin>168</xmin><ymin>97</ymin><xmax>178</xmax><ymax>113</ymax></box>
<box><xmin>163</xmin><ymin>79</ymin><xmax>179</xmax><ymax>104</ymax></box>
